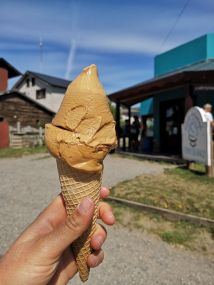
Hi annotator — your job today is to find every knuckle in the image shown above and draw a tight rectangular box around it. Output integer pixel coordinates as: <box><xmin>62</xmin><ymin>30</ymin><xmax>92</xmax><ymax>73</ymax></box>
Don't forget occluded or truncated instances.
<box><xmin>65</xmin><ymin>213</ymin><xmax>84</xmax><ymax>233</ymax></box>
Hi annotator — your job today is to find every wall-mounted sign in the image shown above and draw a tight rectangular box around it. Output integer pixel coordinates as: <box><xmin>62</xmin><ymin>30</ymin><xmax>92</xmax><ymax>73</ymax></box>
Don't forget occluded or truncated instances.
<box><xmin>182</xmin><ymin>107</ymin><xmax>212</xmax><ymax>166</ymax></box>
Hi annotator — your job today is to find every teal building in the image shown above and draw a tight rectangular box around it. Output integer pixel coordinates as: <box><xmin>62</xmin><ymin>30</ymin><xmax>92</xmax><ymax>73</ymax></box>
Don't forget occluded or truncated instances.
<box><xmin>109</xmin><ymin>34</ymin><xmax>214</xmax><ymax>155</ymax></box>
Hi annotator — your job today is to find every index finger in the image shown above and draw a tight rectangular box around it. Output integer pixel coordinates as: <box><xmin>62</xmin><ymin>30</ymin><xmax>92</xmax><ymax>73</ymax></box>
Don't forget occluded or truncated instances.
<box><xmin>100</xmin><ymin>186</ymin><xmax>110</xmax><ymax>199</ymax></box>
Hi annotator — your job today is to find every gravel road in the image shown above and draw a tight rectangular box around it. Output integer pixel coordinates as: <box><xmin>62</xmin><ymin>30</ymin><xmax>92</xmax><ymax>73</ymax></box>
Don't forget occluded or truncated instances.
<box><xmin>0</xmin><ymin>154</ymin><xmax>213</xmax><ymax>285</ymax></box>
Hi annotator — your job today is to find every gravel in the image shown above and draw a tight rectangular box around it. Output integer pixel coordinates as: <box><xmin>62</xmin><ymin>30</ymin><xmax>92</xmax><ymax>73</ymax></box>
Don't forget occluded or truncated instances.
<box><xmin>0</xmin><ymin>154</ymin><xmax>213</xmax><ymax>285</ymax></box>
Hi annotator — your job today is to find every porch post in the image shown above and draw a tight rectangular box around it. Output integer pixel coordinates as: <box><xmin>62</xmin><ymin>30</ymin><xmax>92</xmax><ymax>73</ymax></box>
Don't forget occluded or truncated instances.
<box><xmin>184</xmin><ymin>84</ymin><xmax>194</xmax><ymax>115</ymax></box>
<box><xmin>116</xmin><ymin>99</ymin><xmax>121</xmax><ymax>148</ymax></box>
<box><xmin>128</xmin><ymin>106</ymin><xmax>131</xmax><ymax>149</ymax></box>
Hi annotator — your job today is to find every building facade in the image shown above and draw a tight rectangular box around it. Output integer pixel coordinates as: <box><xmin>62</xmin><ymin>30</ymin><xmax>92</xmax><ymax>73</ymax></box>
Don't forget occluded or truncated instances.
<box><xmin>153</xmin><ymin>34</ymin><xmax>214</xmax><ymax>154</ymax></box>
<box><xmin>0</xmin><ymin>92</ymin><xmax>54</xmax><ymax>129</ymax></box>
<box><xmin>0</xmin><ymin>58</ymin><xmax>21</xmax><ymax>93</ymax></box>
<box><xmin>0</xmin><ymin>59</ymin><xmax>56</xmax><ymax>147</ymax></box>
<box><xmin>109</xmin><ymin>34</ymin><xmax>214</xmax><ymax>156</ymax></box>
<box><xmin>13</xmin><ymin>71</ymin><xmax>70</xmax><ymax>112</ymax></box>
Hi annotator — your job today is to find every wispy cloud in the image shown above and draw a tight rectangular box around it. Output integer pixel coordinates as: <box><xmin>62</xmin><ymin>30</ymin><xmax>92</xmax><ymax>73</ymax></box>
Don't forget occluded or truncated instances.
<box><xmin>65</xmin><ymin>0</ymin><xmax>80</xmax><ymax>78</ymax></box>
<box><xmin>2</xmin><ymin>0</ymin><xmax>214</xmax><ymax>93</ymax></box>
<box><xmin>65</xmin><ymin>39</ymin><xmax>77</xmax><ymax>79</ymax></box>
<box><xmin>2</xmin><ymin>0</ymin><xmax>214</xmax><ymax>55</ymax></box>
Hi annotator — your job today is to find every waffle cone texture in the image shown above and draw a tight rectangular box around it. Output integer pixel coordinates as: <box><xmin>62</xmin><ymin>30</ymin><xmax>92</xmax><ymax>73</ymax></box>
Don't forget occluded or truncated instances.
<box><xmin>57</xmin><ymin>159</ymin><xmax>102</xmax><ymax>282</ymax></box>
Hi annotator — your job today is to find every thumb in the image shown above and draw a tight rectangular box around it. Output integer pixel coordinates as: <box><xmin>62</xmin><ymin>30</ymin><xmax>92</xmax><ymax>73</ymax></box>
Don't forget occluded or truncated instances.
<box><xmin>38</xmin><ymin>197</ymin><xmax>95</xmax><ymax>258</ymax></box>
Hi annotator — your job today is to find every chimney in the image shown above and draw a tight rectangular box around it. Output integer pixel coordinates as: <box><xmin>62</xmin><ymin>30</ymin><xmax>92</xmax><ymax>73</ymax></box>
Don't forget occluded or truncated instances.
<box><xmin>0</xmin><ymin>68</ymin><xmax>8</xmax><ymax>92</ymax></box>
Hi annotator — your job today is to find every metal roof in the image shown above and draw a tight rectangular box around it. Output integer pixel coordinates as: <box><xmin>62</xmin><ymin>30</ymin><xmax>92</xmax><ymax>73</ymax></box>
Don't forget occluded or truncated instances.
<box><xmin>27</xmin><ymin>71</ymin><xmax>71</xmax><ymax>88</ymax></box>
<box><xmin>108</xmin><ymin>59</ymin><xmax>214</xmax><ymax>107</ymax></box>
<box><xmin>0</xmin><ymin>58</ymin><xmax>22</xmax><ymax>78</ymax></box>
<box><xmin>175</xmin><ymin>59</ymin><xmax>214</xmax><ymax>72</ymax></box>
<box><xmin>13</xmin><ymin>70</ymin><xmax>71</xmax><ymax>90</ymax></box>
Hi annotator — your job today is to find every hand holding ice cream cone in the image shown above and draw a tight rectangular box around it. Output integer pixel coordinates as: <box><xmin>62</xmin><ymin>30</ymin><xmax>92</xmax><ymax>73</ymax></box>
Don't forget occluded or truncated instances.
<box><xmin>45</xmin><ymin>64</ymin><xmax>117</xmax><ymax>281</ymax></box>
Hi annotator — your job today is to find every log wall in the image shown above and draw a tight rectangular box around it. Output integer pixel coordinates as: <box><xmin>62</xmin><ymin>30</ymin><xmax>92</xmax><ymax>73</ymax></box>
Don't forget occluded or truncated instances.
<box><xmin>0</xmin><ymin>93</ymin><xmax>53</xmax><ymax>128</ymax></box>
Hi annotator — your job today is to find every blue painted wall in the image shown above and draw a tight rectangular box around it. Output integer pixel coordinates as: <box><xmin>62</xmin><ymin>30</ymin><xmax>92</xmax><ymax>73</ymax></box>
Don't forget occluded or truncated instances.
<box><xmin>154</xmin><ymin>34</ymin><xmax>214</xmax><ymax>77</ymax></box>
<box><xmin>207</xmin><ymin>34</ymin><xmax>214</xmax><ymax>58</ymax></box>
<box><xmin>140</xmin><ymin>98</ymin><xmax>153</xmax><ymax>116</ymax></box>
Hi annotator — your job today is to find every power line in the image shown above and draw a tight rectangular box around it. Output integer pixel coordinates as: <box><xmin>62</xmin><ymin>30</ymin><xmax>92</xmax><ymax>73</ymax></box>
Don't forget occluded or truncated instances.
<box><xmin>159</xmin><ymin>0</ymin><xmax>190</xmax><ymax>53</ymax></box>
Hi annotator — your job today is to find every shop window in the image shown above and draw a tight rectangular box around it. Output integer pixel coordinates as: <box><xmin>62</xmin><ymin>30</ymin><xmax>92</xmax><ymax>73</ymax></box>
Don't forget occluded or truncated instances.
<box><xmin>36</xmin><ymin>88</ymin><xmax>46</xmax><ymax>99</ymax></box>
<box><xmin>32</xmin><ymin>77</ymin><xmax>35</xmax><ymax>86</ymax></box>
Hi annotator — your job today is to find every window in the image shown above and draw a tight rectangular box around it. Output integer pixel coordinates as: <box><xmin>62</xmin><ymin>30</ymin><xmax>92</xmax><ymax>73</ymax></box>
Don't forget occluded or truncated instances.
<box><xmin>32</xmin><ymin>77</ymin><xmax>35</xmax><ymax>86</ymax></box>
<box><xmin>26</xmin><ymin>78</ymin><xmax>30</xmax><ymax>87</ymax></box>
<box><xmin>36</xmin><ymin>88</ymin><xmax>46</xmax><ymax>99</ymax></box>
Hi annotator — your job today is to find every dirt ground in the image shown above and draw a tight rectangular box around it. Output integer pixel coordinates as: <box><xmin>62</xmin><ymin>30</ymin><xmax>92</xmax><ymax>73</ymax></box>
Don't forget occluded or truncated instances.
<box><xmin>0</xmin><ymin>154</ymin><xmax>213</xmax><ymax>285</ymax></box>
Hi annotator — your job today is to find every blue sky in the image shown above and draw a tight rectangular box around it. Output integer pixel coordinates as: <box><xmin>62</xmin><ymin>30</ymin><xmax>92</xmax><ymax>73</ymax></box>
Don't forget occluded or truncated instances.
<box><xmin>1</xmin><ymin>0</ymin><xmax>214</xmax><ymax>93</ymax></box>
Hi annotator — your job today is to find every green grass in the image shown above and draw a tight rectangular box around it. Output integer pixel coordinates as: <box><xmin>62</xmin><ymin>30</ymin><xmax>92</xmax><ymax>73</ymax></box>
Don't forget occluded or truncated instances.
<box><xmin>160</xmin><ymin>222</ymin><xmax>195</xmax><ymax>244</ymax></box>
<box><xmin>110</xmin><ymin>164</ymin><xmax>214</xmax><ymax>220</ymax></box>
<box><xmin>110</xmin><ymin>163</ymin><xmax>214</xmax><ymax>253</ymax></box>
<box><xmin>110</xmin><ymin>202</ymin><xmax>214</xmax><ymax>254</ymax></box>
<box><xmin>161</xmin><ymin>231</ymin><xmax>189</xmax><ymax>244</ymax></box>
<box><xmin>0</xmin><ymin>146</ymin><xmax>48</xmax><ymax>158</ymax></box>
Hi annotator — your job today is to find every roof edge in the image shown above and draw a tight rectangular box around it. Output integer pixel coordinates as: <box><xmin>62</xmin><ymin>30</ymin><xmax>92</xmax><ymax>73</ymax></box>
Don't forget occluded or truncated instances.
<box><xmin>0</xmin><ymin>90</ymin><xmax>55</xmax><ymax>115</ymax></box>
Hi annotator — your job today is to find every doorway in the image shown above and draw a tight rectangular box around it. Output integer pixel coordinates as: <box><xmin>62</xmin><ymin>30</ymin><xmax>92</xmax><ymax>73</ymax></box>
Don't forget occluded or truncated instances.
<box><xmin>160</xmin><ymin>98</ymin><xmax>185</xmax><ymax>155</ymax></box>
<box><xmin>0</xmin><ymin>118</ymin><xmax>9</xmax><ymax>148</ymax></box>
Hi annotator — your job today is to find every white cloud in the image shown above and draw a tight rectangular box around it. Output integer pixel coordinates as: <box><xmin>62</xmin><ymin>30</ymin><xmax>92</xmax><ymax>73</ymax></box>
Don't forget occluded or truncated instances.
<box><xmin>2</xmin><ymin>0</ymin><xmax>214</xmax><ymax>94</ymax></box>
<box><xmin>65</xmin><ymin>39</ymin><xmax>77</xmax><ymax>79</ymax></box>
<box><xmin>1</xmin><ymin>0</ymin><xmax>214</xmax><ymax>56</ymax></box>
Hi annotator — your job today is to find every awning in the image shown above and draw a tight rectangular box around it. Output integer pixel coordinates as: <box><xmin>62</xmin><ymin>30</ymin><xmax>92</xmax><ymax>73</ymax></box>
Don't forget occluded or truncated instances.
<box><xmin>108</xmin><ymin>60</ymin><xmax>214</xmax><ymax>107</ymax></box>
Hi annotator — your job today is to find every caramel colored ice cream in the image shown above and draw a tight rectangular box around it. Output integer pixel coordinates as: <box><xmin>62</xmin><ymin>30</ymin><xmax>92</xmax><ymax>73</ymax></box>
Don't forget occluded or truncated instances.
<box><xmin>45</xmin><ymin>64</ymin><xmax>117</xmax><ymax>282</ymax></box>
<box><xmin>45</xmin><ymin>64</ymin><xmax>116</xmax><ymax>172</ymax></box>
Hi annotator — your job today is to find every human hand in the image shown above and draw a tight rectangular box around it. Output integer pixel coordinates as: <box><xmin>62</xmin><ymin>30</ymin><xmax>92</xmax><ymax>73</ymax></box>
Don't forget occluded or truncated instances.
<box><xmin>0</xmin><ymin>187</ymin><xmax>115</xmax><ymax>285</ymax></box>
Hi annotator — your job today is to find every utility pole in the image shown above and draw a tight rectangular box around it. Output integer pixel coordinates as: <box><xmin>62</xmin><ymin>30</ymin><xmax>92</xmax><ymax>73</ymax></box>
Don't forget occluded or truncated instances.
<box><xmin>39</xmin><ymin>37</ymin><xmax>43</xmax><ymax>73</ymax></box>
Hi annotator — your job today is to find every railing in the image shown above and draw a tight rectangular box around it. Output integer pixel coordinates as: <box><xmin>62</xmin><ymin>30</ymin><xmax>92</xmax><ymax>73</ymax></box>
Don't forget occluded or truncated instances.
<box><xmin>9</xmin><ymin>126</ymin><xmax>44</xmax><ymax>148</ymax></box>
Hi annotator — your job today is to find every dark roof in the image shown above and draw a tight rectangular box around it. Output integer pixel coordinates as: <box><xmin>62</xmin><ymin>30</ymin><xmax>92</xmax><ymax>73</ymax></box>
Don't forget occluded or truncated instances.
<box><xmin>13</xmin><ymin>70</ymin><xmax>70</xmax><ymax>90</ymax></box>
<box><xmin>171</xmin><ymin>59</ymin><xmax>214</xmax><ymax>72</ymax></box>
<box><xmin>27</xmin><ymin>71</ymin><xmax>71</xmax><ymax>88</ymax></box>
<box><xmin>0</xmin><ymin>58</ymin><xmax>22</xmax><ymax>78</ymax></box>
<box><xmin>0</xmin><ymin>91</ymin><xmax>55</xmax><ymax>115</ymax></box>
<box><xmin>108</xmin><ymin>59</ymin><xmax>214</xmax><ymax>106</ymax></box>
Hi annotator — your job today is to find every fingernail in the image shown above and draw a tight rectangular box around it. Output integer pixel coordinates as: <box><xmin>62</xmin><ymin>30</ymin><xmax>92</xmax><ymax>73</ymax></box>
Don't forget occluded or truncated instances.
<box><xmin>109</xmin><ymin>212</ymin><xmax>115</xmax><ymax>220</ymax></box>
<box><xmin>78</xmin><ymin>198</ymin><xmax>93</xmax><ymax>214</ymax></box>
<box><xmin>94</xmin><ymin>259</ymin><xmax>99</xmax><ymax>267</ymax></box>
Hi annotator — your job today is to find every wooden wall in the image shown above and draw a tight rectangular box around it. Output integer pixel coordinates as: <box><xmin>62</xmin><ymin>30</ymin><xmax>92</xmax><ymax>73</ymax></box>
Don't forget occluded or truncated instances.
<box><xmin>0</xmin><ymin>68</ymin><xmax>8</xmax><ymax>92</ymax></box>
<box><xmin>0</xmin><ymin>93</ymin><xmax>54</xmax><ymax>128</ymax></box>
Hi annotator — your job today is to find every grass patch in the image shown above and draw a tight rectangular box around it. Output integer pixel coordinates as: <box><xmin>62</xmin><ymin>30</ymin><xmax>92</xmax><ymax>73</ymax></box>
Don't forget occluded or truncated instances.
<box><xmin>110</xmin><ymin>163</ymin><xmax>214</xmax><ymax>220</ymax></box>
<box><xmin>160</xmin><ymin>222</ymin><xmax>195</xmax><ymax>244</ymax></box>
<box><xmin>161</xmin><ymin>231</ymin><xmax>188</xmax><ymax>244</ymax></box>
<box><xmin>110</xmin><ymin>162</ymin><xmax>214</xmax><ymax>254</ymax></box>
<box><xmin>0</xmin><ymin>146</ymin><xmax>48</xmax><ymax>158</ymax></box>
<box><xmin>110</xmin><ymin>201</ymin><xmax>214</xmax><ymax>255</ymax></box>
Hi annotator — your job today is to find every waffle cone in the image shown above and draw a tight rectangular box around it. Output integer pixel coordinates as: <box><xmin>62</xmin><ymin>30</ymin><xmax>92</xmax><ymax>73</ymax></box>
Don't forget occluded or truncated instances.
<box><xmin>56</xmin><ymin>159</ymin><xmax>102</xmax><ymax>282</ymax></box>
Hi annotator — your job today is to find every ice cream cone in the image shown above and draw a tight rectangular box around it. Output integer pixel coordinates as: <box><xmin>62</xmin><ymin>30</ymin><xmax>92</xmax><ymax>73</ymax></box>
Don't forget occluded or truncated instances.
<box><xmin>56</xmin><ymin>159</ymin><xmax>102</xmax><ymax>282</ymax></box>
<box><xmin>45</xmin><ymin>64</ymin><xmax>117</xmax><ymax>282</ymax></box>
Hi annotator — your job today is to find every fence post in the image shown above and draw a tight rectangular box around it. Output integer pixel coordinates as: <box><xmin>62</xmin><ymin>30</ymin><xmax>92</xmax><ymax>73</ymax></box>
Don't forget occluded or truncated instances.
<box><xmin>206</xmin><ymin>127</ymin><xmax>214</xmax><ymax>177</ymax></box>
<box><xmin>38</xmin><ymin>127</ymin><xmax>43</xmax><ymax>146</ymax></box>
